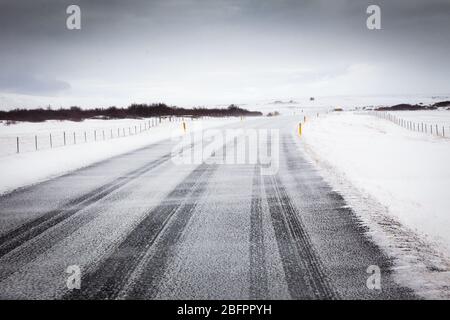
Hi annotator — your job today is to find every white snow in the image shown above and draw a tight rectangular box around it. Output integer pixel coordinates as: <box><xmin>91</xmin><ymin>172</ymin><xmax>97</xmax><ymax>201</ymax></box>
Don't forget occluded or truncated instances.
<box><xmin>0</xmin><ymin>117</ymin><xmax>238</xmax><ymax>195</ymax></box>
<box><xmin>390</xmin><ymin>110</ymin><xmax>450</xmax><ymax>129</ymax></box>
<box><xmin>300</xmin><ymin>111</ymin><xmax>450</xmax><ymax>298</ymax></box>
<box><xmin>0</xmin><ymin>117</ymin><xmax>174</xmax><ymax>156</ymax></box>
<box><xmin>243</xmin><ymin>95</ymin><xmax>450</xmax><ymax>116</ymax></box>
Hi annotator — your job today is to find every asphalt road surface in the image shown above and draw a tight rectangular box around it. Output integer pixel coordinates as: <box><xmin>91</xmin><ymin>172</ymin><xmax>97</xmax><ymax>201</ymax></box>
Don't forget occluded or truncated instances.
<box><xmin>0</xmin><ymin>117</ymin><xmax>416</xmax><ymax>299</ymax></box>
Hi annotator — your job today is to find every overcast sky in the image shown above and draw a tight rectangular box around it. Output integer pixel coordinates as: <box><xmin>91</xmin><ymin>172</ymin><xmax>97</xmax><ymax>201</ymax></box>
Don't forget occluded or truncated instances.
<box><xmin>0</xmin><ymin>0</ymin><xmax>449</xmax><ymax>109</ymax></box>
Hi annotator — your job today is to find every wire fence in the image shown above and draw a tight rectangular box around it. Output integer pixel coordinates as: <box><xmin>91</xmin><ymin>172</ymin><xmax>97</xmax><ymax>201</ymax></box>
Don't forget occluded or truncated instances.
<box><xmin>370</xmin><ymin>111</ymin><xmax>449</xmax><ymax>138</ymax></box>
<box><xmin>0</xmin><ymin>116</ymin><xmax>193</xmax><ymax>157</ymax></box>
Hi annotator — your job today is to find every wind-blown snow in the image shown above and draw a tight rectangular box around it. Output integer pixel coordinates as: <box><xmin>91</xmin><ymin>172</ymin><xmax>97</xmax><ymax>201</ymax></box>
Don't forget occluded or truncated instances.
<box><xmin>300</xmin><ymin>111</ymin><xmax>450</xmax><ymax>299</ymax></box>
<box><xmin>0</xmin><ymin>118</ymin><xmax>237</xmax><ymax>195</ymax></box>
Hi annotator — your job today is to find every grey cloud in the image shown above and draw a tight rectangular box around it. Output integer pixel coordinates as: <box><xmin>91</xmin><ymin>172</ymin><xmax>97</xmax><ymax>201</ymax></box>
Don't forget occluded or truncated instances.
<box><xmin>0</xmin><ymin>0</ymin><xmax>449</xmax><ymax>107</ymax></box>
<box><xmin>0</xmin><ymin>73</ymin><xmax>71</xmax><ymax>96</ymax></box>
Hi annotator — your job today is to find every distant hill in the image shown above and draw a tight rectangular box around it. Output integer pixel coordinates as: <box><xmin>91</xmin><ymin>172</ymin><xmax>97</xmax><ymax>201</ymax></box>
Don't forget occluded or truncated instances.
<box><xmin>377</xmin><ymin>104</ymin><xmax>436</xmax><ymax>111</ymax></box>
<box><xmin>432</xmin><ymin>101</ymin><xmax>450</xmax><ymax>108</ymax></box>
<box><xmin>376</xmin><ymin>100</ymin><xmax>450</xmax><ymax>111</ymax></box>
<box><xmin>0</xmin><ymin>103</ymin><xmax>262</xmax><ymax>122</ymax></box>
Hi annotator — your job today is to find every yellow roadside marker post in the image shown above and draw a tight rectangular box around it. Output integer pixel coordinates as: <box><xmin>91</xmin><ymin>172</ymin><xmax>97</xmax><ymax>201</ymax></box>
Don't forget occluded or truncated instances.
<box><xmin>298</xmin><ymin>123</ymin><xmax>302</xmax><ymax>136</ymax></box>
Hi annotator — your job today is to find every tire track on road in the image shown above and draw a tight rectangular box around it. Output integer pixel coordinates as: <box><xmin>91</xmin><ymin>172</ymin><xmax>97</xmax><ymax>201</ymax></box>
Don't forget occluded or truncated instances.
<box><xmin>282</xmin><ymin>134</ymin><xmax>418</xmax><ymax>299</ymax></box>
<box><xmin>0</xmin><ymin>138</ymin><xmax>199</xmax><ymax>265</ymax></box>
<box><xmin>264</xmin><ymin>174</ymin><xmax>338</xmax><ymax>299</ymax></box>
<box><xmin>0</xmin><ymin>152</ymin><xmax>171</xmax><ymax>262</ymax></box>
<box><xmin>64</xmin><ymin>163</ymin><xmax>217</xmax><ymax>300</ymax></box>
<box><xmin>124</xmin><ymin>165</ymin><xmax>218</xmax><ymax>299</ymax></box>
<box><xmin>0</xmin><ymin>140</ymin><xmax>201</xmax><ymax>282</ymax></box>
<box><xmin>249</xmin><ymin>165</ymin><xmax>269</xmax><ymax>299</ymax></box>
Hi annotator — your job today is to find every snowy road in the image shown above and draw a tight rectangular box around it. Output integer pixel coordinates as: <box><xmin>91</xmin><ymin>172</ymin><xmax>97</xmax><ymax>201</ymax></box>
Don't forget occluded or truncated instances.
<box><xmin>0</xmin><ymin>117</ymin><xmax>416</xmax><ymax>299</ymax></box>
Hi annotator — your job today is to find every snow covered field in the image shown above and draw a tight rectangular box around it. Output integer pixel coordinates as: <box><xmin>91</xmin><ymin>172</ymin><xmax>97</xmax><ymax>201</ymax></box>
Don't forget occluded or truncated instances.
<box><xmin>0</xmin><ymin>117</ymin><xmax>177</xmax><ymax>157</ymax></box>
<box><xmin>0</xmin><ymin>117</ymin><xmax>238</xmax><ymax>195</ymax></box>
<box><xmin>300</xmin><ymin>112</ymin><xmax>450</xmax><ymax>298</ymax></box>
<box><xmin>390</xmin><ymin>110</ymin><xmax>450</xmax><ymax>128</ymax></box>
<box><xmin>236</xmin><ymin>95</ymin><xmax>450</xmax><ymax>116</ymax></box>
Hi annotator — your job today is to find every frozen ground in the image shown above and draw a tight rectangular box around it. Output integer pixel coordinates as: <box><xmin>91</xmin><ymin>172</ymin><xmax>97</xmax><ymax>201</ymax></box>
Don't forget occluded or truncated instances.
<box><xmin>301</xmin><ymin>112</ymin><xmax>450</xmax><ymax>298</ymax></box>
<box><xmin>0</xmin><ymin>117</ymin><xmax>237</xmax><ymax>195</ymax></box>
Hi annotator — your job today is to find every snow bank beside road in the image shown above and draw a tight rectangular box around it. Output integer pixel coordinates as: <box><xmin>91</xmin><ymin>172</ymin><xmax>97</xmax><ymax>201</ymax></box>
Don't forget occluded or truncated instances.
<box><xmin>300</xmin><ymin>112</ymin><xmax>450</xmax><ymax>298</ymax></box>
<box><xmin>0</xmin><ymin>118</ymin><xmax>237</xmax><ymax>195</ymax></box>
<box><xmin>302</xmin><ymin>112</ymin><xmax>450</xmax><ymax>253</ymax></box>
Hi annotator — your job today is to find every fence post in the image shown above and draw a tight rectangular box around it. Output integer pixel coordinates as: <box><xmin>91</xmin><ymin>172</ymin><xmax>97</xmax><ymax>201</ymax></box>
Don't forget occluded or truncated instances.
<box><xmin>16</xmin><ymin>137</ymin><xmax>19</xmax><ymax>153</ymax></box>
<box><xmin>35</xmin><ymin>135</ymin><xmax>38</xmax><ymax>151</ymax></box>
<box><xmin>94</xmin><ymin>130</ymin><xmax>97</xmax><ymax>141</ymax></box>
<box><xmin>73</xmin><ymin>132</ymin><xmax>76</xmax><ymax>144</ymax></box>
<box><xmin>64</xmin><ymin>131</ymin><xmax>66</xmax><ymax>146</ymax></box>
<box><xmin>84</xmin><ymin>131</ymin><xmax>87</xmax><ymax>143</ymax></box>
<box><xmin>111</xmin><ymin>129</ymin><xmax>113</xmax><ymax>139</ymax></box>
<box><xmin>118</xmin><ymin>128</ymin><xmax>120</xmax><ymax>137</ymax></box>
<box><xmin>436</xmin><ymin>124</ymin><xmax>438</xmax><ymax>136</ymax></box>
<box><xmin>103</xmin><ymin>130</ymin><xmax>105</xmax><ymax>140</ymax></box>
<box><xmin>50</xmin><ymin>133</ymin><xmax>53</xmax><ymax>148</ymax></box>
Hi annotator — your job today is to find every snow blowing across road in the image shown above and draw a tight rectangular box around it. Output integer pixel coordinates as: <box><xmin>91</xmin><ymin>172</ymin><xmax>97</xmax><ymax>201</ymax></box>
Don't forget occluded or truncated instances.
<box><xmin>300</xmin><ymin>111</ymin><xmax>450</xmax><ymax>298</ymax></box>
<box><xmin>0</xmin><ymin>118</ymin><xmax>237</xmax><ymax>195</ymax></box>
